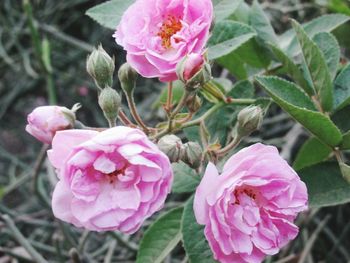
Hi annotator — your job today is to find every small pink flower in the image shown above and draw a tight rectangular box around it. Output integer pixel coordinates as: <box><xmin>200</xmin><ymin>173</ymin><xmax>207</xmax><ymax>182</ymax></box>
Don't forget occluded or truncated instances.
<box><xmin>48</xmin><ymin>127</ymin><xmax>173</xmax><ymax>233</ymax></box>
<box><xmin>194</xmin><ymin>143</ymin><xmax>308</xmax><ymax>263</ymax></box>
<box><xmin>114</xmin><ymin>0</ymin><xmax>213</xmax><ymax>82</ymax></box>
<box><xmin>26</xmin><ymin>106</ymin><xmax>74</xmax><ymax>144</ymax></box>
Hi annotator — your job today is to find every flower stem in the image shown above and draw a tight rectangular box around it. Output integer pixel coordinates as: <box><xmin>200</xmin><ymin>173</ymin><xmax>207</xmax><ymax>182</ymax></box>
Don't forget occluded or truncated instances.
<box><xmin>216</xmin><ymin>135</ymin><xmax>241</xmax><ymax>157</ymax></box>
<box><xmin>125</xmin><ymin>91</ymin><xmax>150</xmax><ymax>133</ymax></box>
<box><xmin>166</xmin><ymin>81</ymin><xmax>173</xmax><ymax>113</ymax></box>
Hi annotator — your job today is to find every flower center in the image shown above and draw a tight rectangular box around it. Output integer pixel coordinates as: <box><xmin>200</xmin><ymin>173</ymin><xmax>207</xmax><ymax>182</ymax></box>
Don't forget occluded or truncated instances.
<box><xmin>106</xmin><ymin>165</ymin><xmax>127</xmax><ymax>184</ymax></box>
<box><xmin>233</xmin><ymin>188</ymin><xmax>257</xmax><ymax>205</ymax></box>
<box><xmin>157</xmin><ymin>15</ymin><xmax>182</xmax><ymax>49</ymax></box>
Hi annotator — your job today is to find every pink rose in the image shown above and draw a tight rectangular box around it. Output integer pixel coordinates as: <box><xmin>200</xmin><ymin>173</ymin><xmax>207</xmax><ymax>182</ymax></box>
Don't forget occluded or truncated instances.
<box><xmin>26</xmin><ymin>106</ymin><xmax>74</xmax><ymax>144</ymax></box>
<box><xmin>48</xmin><ymin>127</ymin><xmax>173</xmax><ymax>233</ymax></box>
<box><xmin>113</xmin><ymin>0</ymin><xmax>213</xmax><ymax>82</ymax></box>
<box><xmin>194</xmin><ymin>143</ymin><xmax>308</xmax><ymax>263</ymax></box>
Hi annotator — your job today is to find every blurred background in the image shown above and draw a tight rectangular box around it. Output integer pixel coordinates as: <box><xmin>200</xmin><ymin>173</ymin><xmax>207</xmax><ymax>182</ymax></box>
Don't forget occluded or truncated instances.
<box><xmin>1</xmin><ymin>0</ymin><xmax>350</xmax><ymax>262</ymax></box>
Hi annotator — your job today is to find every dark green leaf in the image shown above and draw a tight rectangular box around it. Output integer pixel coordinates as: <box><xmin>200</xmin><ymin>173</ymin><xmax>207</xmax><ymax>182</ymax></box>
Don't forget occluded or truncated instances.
<box><xmin>217</xmin><ymin>38</ymin><xmax>271</xmax><ymax>78</ymax></box>
<box><xmin>86</xmin><ymin>0</ymin><xmax>134</xmax><ymax>30</ymax></box>
<box><xmin>182</xmin><ymin>197</ymin><xmax>218</xmax><ymax>263</ymax></box>
<box><xmin>293</xmin><ymin>137</ymin><xmax>332</xmax><ymax>171</ymax></box>
<box><xmin>256</xmin><ymin>76</ymin><xmax>342</xmax><ymax>146</ymax></box>
<box><xmin>340</xmin><ymin>130</ymin><xmax>350</xmax><ymax>150</ymax></box>
<box><xmin>292</xmin><ymin>20</ymin><xmax>333</xmax><ymax>112</ymax></box>
<box><xmin>172</xmin><ymin>162</ymin><xmax>200</xmax><ymax>194</ymax></box>
<box><xmin>208</xmin><ymin>21</ymin><xmax>256</xmax><ymax>59</ymax></box>
<box><xmin>212</xmin><ymin>0</ymin><xmax>243</xmax><ymax>22</ymax></box>
<box><xmin>299</xmin><ymin>162</ymin><xmax>350</xmax><ymax>208</ymax></box>
<box><xmin>250</xmin><ymin>0</ymin><xmax>278</xmax><ymax>44</ymax></box>
<box><xmin>332</xmin><ymin>105</ymin><xmax>350</xmax><ymax>132</ymax></box>
<box><xmin>269</xmin><ymin>43</ymin><xmax>313</xmax><ymax>95</ymax></box>
<box><xmin>280</xmin><ymin>14</ymin><xmax>350</xmax><ymax>56</ymax></box>
<box><xmin>334</xmin><ymin>64</ymin><xmax>350</xmax><ymax>111</ymax></box>
<box><xmin>313</xmin><ymin>32</ymin><xmax>340</xmax><ymax>80</ymax></box>
<box><xmin>136</xmin><ymin>207</ymin><xmax>184</xmax><ymax>263</ymax></box>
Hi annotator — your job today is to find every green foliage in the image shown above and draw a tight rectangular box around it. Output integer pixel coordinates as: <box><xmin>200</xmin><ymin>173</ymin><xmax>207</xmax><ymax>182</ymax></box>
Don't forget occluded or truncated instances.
<box><xmin>208</xmin><ymin>21</ymin><xmax>256</xmax><ymax>59</ymax></box>
<box><xmin>182</xmin><ymin>197</ymin><xmax>218</xmax><ymax>263</ymax></box>
<box><xmin>334</xmin><ymin>64</ymin><xmax>350</xmax><ymax>111</ymax></box>
<box><xmin>136</xmin><ymin>207</ymin><xmax>184</xmax><ymax>263</ymax></box>
<box><xmin>153</xmin><ymin>81</ymin><xmax>185</xmax><ymax>108</ymax></box>
<box><xmin>280</xmin><ymin>14</ymin><xmax>350</xmax><ymax>56</ymax></box>
<box><xmin>293</xmin><ymin>137</ymin><xmax>332</xmax><ymax>171</ymax></box>
<box><xmin>250</xmin><ymin>0</ymin><xmax>277</xmax><ymax>44</ymax></box>
<box><xmin>313</xmin><ymin>32</ymin><xmax>340</xmax><ymax>80</ymax></box>
<box><xmin>341</xmin><ymin>131</ymin><xmax>350</xmax><ymax>150</ymax></box>
<box><xmin>172</xmin><ymin>162</ymin><xmax>200</xmax><ymax>194</ymax></box>
<box><xmin>299</xmin><ymin>162</ymin><xmax>350</xmax><ymax>208</ymax></box>
<box><xmin>269</xmin><ymin>44</ymin><xmax>313</xmax><ymax>95</ymax></box>
<box><xmin>212</xmin><ymin>0</ymin><xmax>243</xmax><ymax>22</ymax></box>
<box><xmin>86</xmin><ymin>0</ymin><xmax>134</xmax><ymax>30</ymax></box>
<box><xmin>292</xmin><ymin>20</ymin><xmax>333</xmax><ymax>112</ymax></box>
<box><xmin>256</xmin><ymin>76</ymin><xmax>342</xmax><ymax>147</ymax></box>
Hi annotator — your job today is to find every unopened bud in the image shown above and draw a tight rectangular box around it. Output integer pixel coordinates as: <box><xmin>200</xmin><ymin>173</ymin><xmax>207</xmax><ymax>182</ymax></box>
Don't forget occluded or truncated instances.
<box><xmin>86</xmin><ymin>45</ymin><xmax>115</xmax><ymax>89</ymax></box>
<box><xmin>176</xmin><ymin>53</ymin><xmax>211</xmax><ymax>91</ymax></box>
<box><xmin>237</xmin><ymin>106</ymin><xmax>263</xmax><ymax>137</ymax></box>
<box><xmin>182</xmin><ymin>142</ymin><xmax>202</xmax><ymax>169</ymax></box>
<box><xmin>158</xmin><ymin>135</ymin><xmax>184</xmax><ymax>163</ymax></box>
<box><xmin>98</xmin><ymin>87</ymin><xmax>121</xmax><ymax>126</ymax></box>
<box><xmin>118</xmin><ymin>63</ymin><xmax>138</xmax><ymax>95</ymax></box>
<box><xmin>186</xmin><ymin>94</ymin><xmax>202</xmax><ymax>113</ymax></box>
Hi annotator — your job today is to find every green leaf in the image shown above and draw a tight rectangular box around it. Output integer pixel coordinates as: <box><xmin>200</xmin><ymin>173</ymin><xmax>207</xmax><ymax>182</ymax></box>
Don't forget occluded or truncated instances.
<box><xmin>313</xmin><ymin>32</ymin><xmax>340</xmax><ymax>80</ymax></box>
<box><xmin>86</xmin><ymin>0</ymin><xmax>134</xmax><ymax>30</ymax></box>
<box><xmin>299</xmin><ymin>162</ymin><xmax>350</xmax><ymax>208</ymax></box>
<box><xmin>212</xmin><ymin>0</ymin><xmax>243</xmax><ymax>22</ymax></box>
<box><xmin>250</xmin><ymin>0</ymin><xmax>278</xmax><ymax>44</ymax></box>
<box><xmin>280</xmin><ymin>14</ymin><xmax>350</xmax><ymax>56</ymax></box>
<box><xmin>217</xmin><ymin>38</ymin><xmax>271</xmax><ymax>79</ymax></box>
<box><xmin>341</xmin><ymin>130</ymin><xmax>350</xmax><ymax>150</ymax></box>
<box><xmin>172</xmin><ymin>162</ymin><xmax>200</xmax><ymax>194</ymax></box>
<box><xmin>256</xmin><ymin>76</ymin><xmax>342</xmax><ymax>146</ymax></box>
<box><xmin>136</xmin><ymin>207</ymin><xmax>184</xmax><ymax>263</ymax></box>
<box><xmin>182</xmin><ymin>197</ymin><xmax>218</xmax><ymax>263</ymax></box>
<box><xmin>269</xmin><ymin>43</ymin><xmax>313</xmax><ymax>95</ymax></box>
<box><xmin>332</xmin><ymin>105</ymin><xmax>350</xmax><ymax>132</ymax></box>
<box><xmin>334</xmin><ymin>64</ymin><xmax>350</xmax><ymax>111</ymax></box>
<box><xmin>208</xmin><ymin>21</ymin><xmax>256</xmax><ymax>60</ymax></box>
<box><xmin>293</xmin><ymin>137</ymin><xmax>332</xmax><ymax>171</ymax></box>
<box><xmin>292</xmin><ymin>20</ymin><xmax>333</xmax><ymax>112</ymax></box>
<box><xmin>327</xmin><ymin>0</ymin><xmax>350</xmax><ymax>16</ymax></box>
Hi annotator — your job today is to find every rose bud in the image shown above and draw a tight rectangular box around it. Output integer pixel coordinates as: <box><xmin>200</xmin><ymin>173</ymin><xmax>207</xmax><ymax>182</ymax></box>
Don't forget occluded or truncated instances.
<box><xmin>158</xmin><ymin>135</ymin><xmax>184</xmax><ymax>163</ymax></box>
<box><xmin>25</xmin><ymin>106</ymin><xmax>76</xmax><ymax>144</ymax></box>
<box><xmin>86</xmin><ymin>44</ymin><xmax>115</xmax><ymax>89</ymax></box>
<box><xmin>176</xmin><ymin>53</ymin><xmax>212</xmax><ymax>90</ymax></box>
<box><xmin>98</xmin><ymin>87</ymin><xmax>122</xmax><ymax>126</ymax></box>
<box><xmin>194</xmin><ymin>143</ymin><xmax>308</xmax><ymax>263</ymax></box>
<box><xmin>182</xmin><ymin>142</ymin><xmax>203</xmax><ymax>169</ymax></box>
<box><xmin>118</xmin><ymin>62</ymin><xmax>138</xmax><ymax>95</ymax></box>
<box><xmin>236</xmin><ymin>106</ymin><xmax>263</xmax><ymax>137</ymax></box>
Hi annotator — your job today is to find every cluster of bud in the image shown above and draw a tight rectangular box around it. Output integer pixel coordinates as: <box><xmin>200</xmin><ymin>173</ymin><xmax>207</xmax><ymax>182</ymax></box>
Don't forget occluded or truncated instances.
<box><xmin>158</xmin><ymin>135</ymin><xmax>203</xmax><ymax>169</ymax></box>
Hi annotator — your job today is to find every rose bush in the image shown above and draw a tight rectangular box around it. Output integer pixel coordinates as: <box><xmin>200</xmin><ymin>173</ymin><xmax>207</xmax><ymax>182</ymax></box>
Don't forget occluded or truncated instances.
<box><xmin>194</xmin><ymin>143</ymin><xmax>308</xmax><ymax>263</ymax></box>
<box><xmin>113</xmin><ymin>0</ymin><xmax>213</xmax><ymax>81</ymax></box>
<box><xmin>48</xmin><ymin>126</ymin><xmax>173</xmax><ymax>233</ymax></box>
